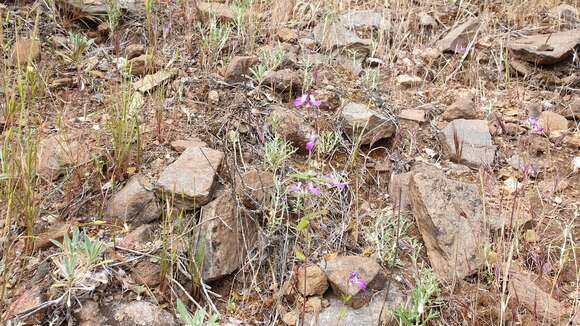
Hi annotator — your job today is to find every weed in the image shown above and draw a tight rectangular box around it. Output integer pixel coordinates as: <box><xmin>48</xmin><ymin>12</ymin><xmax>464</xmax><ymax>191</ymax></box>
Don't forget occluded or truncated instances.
<box><xmin>250</xmin><ymin>46</ymin><xmax>285</xmax><ymax>84</ymax></box>
<box><xmin>317</xmin><ymin>130</ymin><xmax>342</xmax><ymax>157</ymax></box>
<box><xmin>51</xmin><ymin>227</ymin><xmax>108</xmax><ymax>307</ymax></box>
<box><xmin>362</xmin><ymin>68</ymin><xmax>381</xmax><ymax>91</ymax></box>
<box><xmin>198</xmin><ymin>15</ymin><xmax>233</xmax><ymax>69</ymax></box>
<box><xmin>106</xmin><ymin>88</ymin><xmax>141</xmax><ymax>177</ymax></box>
<box><xmin>176</xmin><ymin>299</ymin><xmax>219</xmax><ymax>326</ymax></box>
<box><xmin>365</xmin><ymin>208</ymin><xmax>409</xmax><ymax>267</ymax></box>
<box><xmin>395</xmin><ymin>241</ymin><xmax>441</xmax><ymax>325</ymax></box>
<box><xmin>57</xmin><ymin>32</ymin><xmax>94</xmax><ymax>66</ymax></box>
<box><xmin>105</xmin><ymin>0</ymin><xmax>123</xmax><ymax>33</ymax></box>
<box><xmin>263</xmin><ymin>134</ymin><xmax>296</xmax><ymax>172</ymax></box>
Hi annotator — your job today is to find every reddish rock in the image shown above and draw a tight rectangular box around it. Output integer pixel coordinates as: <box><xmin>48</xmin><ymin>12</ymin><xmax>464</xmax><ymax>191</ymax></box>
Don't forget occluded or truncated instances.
<box><xmin>222</xmin><ymin>56</ymin><xmax>259</xmax><ymax>82</ymax></box>
<box><xmin>4</xmin><ymin>285</ymin><xmax>46</xmax><ymax>324</ymax></box>
<box><xmin>295</xmin><ymin>265</ymin><xmax>329</xmax><ymax>297</ymax></box>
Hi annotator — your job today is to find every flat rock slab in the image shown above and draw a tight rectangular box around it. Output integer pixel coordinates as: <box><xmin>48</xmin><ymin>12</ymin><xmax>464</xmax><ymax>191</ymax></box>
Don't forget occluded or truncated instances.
<box><xmin>409</xmin><ymin>168</ymin><xmax>489</xmax><ymax>282</ymax></box>
<box><xmin>441</xmin><ymin>119</ymin><xmax>496</xmax><ymax>167</ymax></box>
<box><xmin>437</xmin><ymin>18</ymin><xmax>480</xmax><ymax>53</ymax></box>
<box><xmin>508</xmin><ymin>29</ymin><xmax>580</xmax><ymax>65</ymax></box>
<box><xmin>156</xmin><ymin>147</ymin><xmax>224</xmax><ymax>209</ymax></box>
<box><xmin>58</xmin><ymin>0</ymin><xmax>142</xmax><ymax>15</ymax></box>
<box><xmin>133</xmin><ymin>70</ymin><xmax>175</xmax><ymax>93</ymax></box>
<box><xmin>342</xmin><ymin>102</ymin><xmax>397</xmax><ymax>145</ymax></box>
<box><xmin>195</xmin><ymin>191</ymin><xmax>257</xmax><ymax>281</ymax></box>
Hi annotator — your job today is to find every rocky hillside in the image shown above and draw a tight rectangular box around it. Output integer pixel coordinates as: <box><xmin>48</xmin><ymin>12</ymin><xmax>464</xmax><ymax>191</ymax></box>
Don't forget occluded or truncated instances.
<box><xmin>1</xmin><ymin>0</ymin><xmax>579</xmax><ymax>325</ymax></box>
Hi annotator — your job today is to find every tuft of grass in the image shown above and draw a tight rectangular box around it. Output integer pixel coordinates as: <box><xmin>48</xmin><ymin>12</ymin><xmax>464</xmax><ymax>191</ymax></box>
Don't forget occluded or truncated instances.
<box><xmin>365</xmin><ymin>208</ymin><xmax>409</xmax><ymax>267</ymax></box>
<box><xmin>106</xmin><ymin>88</ymin><xmax>141</xmax><ymax>177</ymax></box>
<box><xmin>105</xmin><ymin>0</ymin><xmax>123</xmax><ymax>33</ymax></box>
<box><xmin>57</xmin><ymin>32</ymin><xmax>94</xmax><ymax>66</ymax></box>
<box><xmin>317</xmin><ymin>130</ymin><xmax>342</xmax><ymax>157</ymax></box>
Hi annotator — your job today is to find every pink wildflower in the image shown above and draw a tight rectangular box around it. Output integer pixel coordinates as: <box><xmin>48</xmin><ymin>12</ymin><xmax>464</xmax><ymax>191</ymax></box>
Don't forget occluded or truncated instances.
<box><xmin>348</xmin><ymin>271</ymin><xmax>367</xmax><ymax>290</ymax></box>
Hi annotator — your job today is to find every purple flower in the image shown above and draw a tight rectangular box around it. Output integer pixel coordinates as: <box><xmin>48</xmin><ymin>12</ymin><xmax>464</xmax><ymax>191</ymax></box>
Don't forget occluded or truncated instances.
<box><xmin>525</xmin><ymin>117</ymin><xmax>544</xmax><ymax>134</ymax></box>
<box><xmin>293</xmin><ymin>94</ymin><xmax>321</xmax><ymax>108</ymax></box>
<box><xmin>306</xmin><ymin>133</ymin><xmax>317</xmax><ymax>154</ymax></box>
<box><xmin>288</xmin><ymin>182</ymin><xmax>303</xmax><ymax>193</ymax></box>
<box><xmin>325</xmin><ymin>174</ymin><xmax>347</xmax><ymax>190</ymax></box>
<box><xmin>306</xmin><ymin>182</ymin><xmax>322</xmax><ymax>196</ymax></box>
<box><xmin>288</xmin><ymin>181</ymin><xmax>321</xmax><ymax>196</ymax></box>
<box><xmin>293</xmin><ymin>94</ymin><xmax>308</xmax><ymax>107</ymax></box>
<box><xmin>348</xmin><ymin>271</ymin><xmax>367</xmax><ymax>290</ymax></box>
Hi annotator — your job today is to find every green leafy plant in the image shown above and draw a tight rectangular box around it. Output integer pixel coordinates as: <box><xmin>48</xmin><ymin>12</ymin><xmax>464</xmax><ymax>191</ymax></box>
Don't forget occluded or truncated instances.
<box><xmin>365</xmin><ymin>208</ymin><xmax>409</xmax><ymax>267</ymax></box>
<box><xmin>176</xmin><ymin>299</ymin><xmax>219</xmax><ymax>326</ymax></box>
<box><xmin>51</xmin><ymin>227</ymin><xmax>108</xmax><ymax>307</ymax></box>
<box><xmin>198</xmin><ymin>15</ymin><xmax>233</xmax><ymax>69</ymax></box>
<box><xmin>105</xmin><ymin>0</ymin><xmax>123</xmax><ymax>33</ymax></box>
<box><xmin>58</xmin><ymin>32</ymin><xmax>94</xmax><ymax>66</ymax></box>
<box><xmin>263</xmin><ymin>135</ymin><xmax>296</xmax><ymax>172</ymax></box>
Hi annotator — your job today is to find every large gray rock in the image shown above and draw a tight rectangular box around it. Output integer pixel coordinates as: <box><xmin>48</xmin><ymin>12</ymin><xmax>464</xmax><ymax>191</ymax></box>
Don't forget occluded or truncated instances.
<box><xmin>409</xmin><ymin>168</ymin><xmax>489</xmax><ymax>282</ymax></box>
<box><xmin>105</xmin><ymin>174</ymin><xmax>161</xmax><ymax>226</ymax></box>
<box><xmin>156</xmin><ymin>147</ymin><xmax>224</xmax><ymax>209</ymax></box>
<box><xmin>440</xmin><ymin>119</ymin><xmax>496</xmax><ymax>167</ymax></box>
<box><xmin>300</xmin><ymin>285</ymin><xmax>405</xmax><ymax>326</ymax></box>
<box><xmin>508</xmin><ymin>29</ymin><xmax>580</xmax><ymax>65</ymax></box>
<box><xmin>324</xmin><ymin>256</ymin><xmax>386</xmax><ymax>309</ymax></box>
<box><xmin>312</xmin><ymin>16</ymin><xmax>372</xmax><ymax>53</ymax></box>
<box><xmin>342</xmin><ymin>102</ymin><xmax>397</xmax><ymax>145</ymax></box>
<box><xmin>195</xmin><ymin>191</ymin><xmax>257</xmax><ymax>281</ymax></box>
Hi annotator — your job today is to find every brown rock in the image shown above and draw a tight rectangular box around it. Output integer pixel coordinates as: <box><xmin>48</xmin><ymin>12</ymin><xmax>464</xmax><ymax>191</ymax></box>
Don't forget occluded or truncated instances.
<box><xmin>440</xmin><ymin>119</ymin><xmax>496</xmax><ymax>167</ymax></box>
<box><xmin>409</xmin><ymin>168</ymin><xmax>489</xmax><ymax>282</ymax></box>
<box><xmin>324</xmin><ymin>256</ymin><xmax>386</xmax><ymax>309</ymax></box>
<box><xmin>563</xmin><ymin>132</ymin><xmax>580</xmax><ymax>149</ymax></box>
<box><xmin>509</xmin><ymin>269</ymin><xmax>570</xmax><ymax>324</ymax></box>
<box><xmin>37</xmin><ymin>133</ymin><xmax>91</xmax><ymax>181</ymax></box>
<box><xmin>508</xmin><ymin>29</ymin><xmax>580</xmax><ymax>65</ymax></box>
<box><xmin>234</xmin><ymin>169</ymin><xmax>274</xmax><ymax>209</ymax></box>
<box><xmin>117</xmin><ymin>224</ymin><xmax>154</xmax><ymax>251</ymax></box>
<box><xmin>441</xmin><ymin>94</ymin><xmax>477</xmax><ymax>121</ymax></box>
<box><xmin>197</xmin><ymin>2</ymin><xmax>234</xmax><ymax>23</ymax></box>
<box><xmin>131</xmin><ymin>260</ymin><xmax>160</xmax><ymax>287</ymax></box>
<box><xmin>105</xmin><ymin>174</ymin><xmax>161</xmax><ymax>226</ymax></box>
<box><xmin>155</xmin><ymin>147</ymin><xmax>224</xmax><ymax>209</ymax></box>
<box><xmin>59</xmin><ymin>0</ymin><xmax>142</xmax><ymax>15</ymax></box>
<box><xmin>298</xmin><ymin>37</ymin><xmax>318</xmax><ymax>50</ymax></box>
<box><xmin>538</xmin><ymin>111</ymin><xmax>569</xmax><ymax>133</ymax></box>
<box><xmin>11</xmin><ymin>38</ymin><xmax>41</xmax><ymax>66</ymax></box>
<box><xmin>305</xmin><ymin>296</ymin><xmax>323</xmax><ymax>313</ymax></box>
<box><xmin>4</xmin><ymin>285</ymin><xmax>46</xmax><ymax>324</ymax></box>
<box><xmin>342</xmin><ymin>102</ymin><xmax>397</xmax><ymax>145</ymax></box>
<box><xmin>194</xmin><ymin>191</ymin><xmax>257</xmax><ymax>281</ymax></box>
<box><xmin>389</xmin><ymin>163</ymin><xmax>440</xmax><ymax>212</ymax></box>
<box><xmin>34</xmin><ymin>223</ymin><xmax>72</xmax><ymax>250</ymax></box>
<box><xmin>128</xmin><ymin>54</ymin><xmax>160</xmax><ymax>77</ymax></box>
<box><xmin>269</xmin><ymin>105</ymin><xmax>315</xmax><ymax>150</ymax></box>
<box><xmin>125</xmin><ymin>44</ymin><xmax>145</xmax><ymax>60</ymax></box>
<box><xmin>311</xmin><ymin>88</ymin><xmax>340</xmax><ymax>111</ymax></box>
<box><xmin>76</xmin><ymin>300</ymin><xmax>106</xmax><ymax>326</ymax></box>
<box><xmin>282</xmin><ymin>310</ymin><xmax>298</xmax><ymax>326</ymax></box>
<box><xmin>295</xmin><ymin>265</ymin><xmax>329</xmax><ymax>297</ymax></box>
<box><xmin>170</xmin><ymin>138</ymin><xmax>207</xmax><ymax>152</ymax></box>
<box><xmin>277</xmin><ymin>28</ymin><xmax>299</xmax><ymax>43</ymax></box>
<box><xmin>263</xmin><ymin>69</ymin><xmax>302</xmax><ymax>94</ymax></box>
<box><xmin>270</xmin><ymin>0</ymin><xmax>295</xmax><ymax>26</ymax></box>
<box><xmin>437</xmin><ymin>18</ymin><xmax>479</xmax><ymax>53</ymax></box>
<box><xmin>399</xmin><ymin>109</ymin><xmax>426</xmax><ymax>122</ymax></box>
<box><xmin>222</xmin><ymin>55</ymin><xmax>259</xmax><ymax>82</ymax></box>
